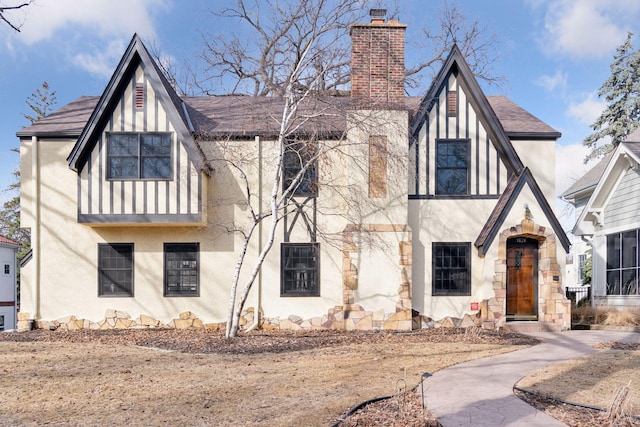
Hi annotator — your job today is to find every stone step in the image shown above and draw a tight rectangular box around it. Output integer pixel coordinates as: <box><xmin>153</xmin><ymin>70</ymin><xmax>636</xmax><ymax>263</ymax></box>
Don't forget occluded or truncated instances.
<box><xmin>502</xmin><ymin>321</ymin><xmax>561</xmax><ymax>333</ymax></box>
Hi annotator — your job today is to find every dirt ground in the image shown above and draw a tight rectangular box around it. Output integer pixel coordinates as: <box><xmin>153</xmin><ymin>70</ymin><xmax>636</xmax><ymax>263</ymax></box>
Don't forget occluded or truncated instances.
<box><xmin>0</xmin><ymin>328</ymin><xmax>533</xmax><ymax>426</ymax></box>
<box><xmin>2</xmin><ymin>329</ymin><xmax>639</xmax><ymax>426</ymax></box>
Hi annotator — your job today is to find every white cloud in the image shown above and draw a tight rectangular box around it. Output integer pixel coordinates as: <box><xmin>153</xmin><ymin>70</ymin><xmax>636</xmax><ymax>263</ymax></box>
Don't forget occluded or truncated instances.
<box><xmin>72</xmin><ymin>39</ymin><xmax>127</xmax><ymax>78</ymax></box>
<box><xmin>535</xmin><ymin>70</ymin><xmax>567</xmax><ymax>93</ymax></box>
<box><xmin>18</xmin><ymin>0</ymin><xmax>169</xmax><ymax>44</ymax></box>
<box><xmin>568</xmin><ymin>92</ymin><xmax>605</xmax><ymax>126</ymax></box>
<box><xmin>555</xmin><ymin>142</ymin><xmax>602</xmax><ymax>232</ymax></box>
<box><xmin>555</xmin><ymin>142</ymin><xmax>593</xmax><ymax>197</ymax></box>
<box><xmin>538</xmin><ymin>0</ymin><xmax>640</xmax><ymax>59</ymax></box>
<box><xmin>0</xmin><ymin>0</ymin><xmax>171</xmax><ymax>77</ymax></box>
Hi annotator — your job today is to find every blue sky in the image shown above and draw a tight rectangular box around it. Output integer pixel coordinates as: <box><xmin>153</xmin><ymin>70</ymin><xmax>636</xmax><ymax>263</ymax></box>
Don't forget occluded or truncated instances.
<box><xmin>1</xmin><ymin>0</ymin><xmax>639</xmax><ymax>231</ymax></box>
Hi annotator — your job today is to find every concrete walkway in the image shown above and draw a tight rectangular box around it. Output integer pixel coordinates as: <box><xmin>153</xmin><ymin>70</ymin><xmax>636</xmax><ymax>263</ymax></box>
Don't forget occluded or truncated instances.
<box><xmin>421</xmin><ymin>330</ymin><xmax>640</xmax><ymax>426</ymax></box>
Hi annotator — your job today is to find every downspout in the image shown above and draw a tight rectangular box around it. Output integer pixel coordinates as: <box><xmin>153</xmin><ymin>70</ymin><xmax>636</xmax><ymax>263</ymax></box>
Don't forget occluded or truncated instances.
<box><xmin>245</xmin><ymin>135</ymin><xmax>262</xmax><ymax>332</ymax></box>
<box><xmin>30</xmin><ymin>136</ymin><xmax>40</xmax><ymax>329</ymax></box>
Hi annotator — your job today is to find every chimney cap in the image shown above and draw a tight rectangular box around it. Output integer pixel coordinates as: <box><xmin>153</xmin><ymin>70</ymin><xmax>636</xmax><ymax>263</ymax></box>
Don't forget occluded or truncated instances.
<box><xmin>369</xmin><ymin>8</ymin><xmax>386</xmax><ymax>21</ymax></box>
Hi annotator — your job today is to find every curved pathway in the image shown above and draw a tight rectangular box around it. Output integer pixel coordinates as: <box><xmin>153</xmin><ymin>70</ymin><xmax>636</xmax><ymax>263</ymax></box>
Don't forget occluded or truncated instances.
<box><xmin>422</xmin><ymin>330</ymin><xmax>640</xmax><ymax>426</ymax></box>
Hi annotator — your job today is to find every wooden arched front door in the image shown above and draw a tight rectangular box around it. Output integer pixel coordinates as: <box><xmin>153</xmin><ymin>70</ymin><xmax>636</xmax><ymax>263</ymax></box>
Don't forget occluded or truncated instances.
<box><xmin>506</xmin><ymin>237</ymin><xmax>538</xmax><ymax>320</ymax></box>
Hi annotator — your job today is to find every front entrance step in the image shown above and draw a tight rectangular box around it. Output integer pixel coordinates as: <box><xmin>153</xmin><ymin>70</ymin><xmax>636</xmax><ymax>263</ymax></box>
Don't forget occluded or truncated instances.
<box><xmin>502</xmin><ymin>321</ymin><xmax>561</xmax><ymax>333</ymax></box>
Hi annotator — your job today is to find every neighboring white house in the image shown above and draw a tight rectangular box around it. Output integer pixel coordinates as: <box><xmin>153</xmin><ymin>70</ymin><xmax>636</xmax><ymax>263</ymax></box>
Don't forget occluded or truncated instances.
<box><xmin>17</xmin><ymin>10</ymin><xmax>571</xmax><ymax>332</ymax></box>
<box><xmin>562</xmin><ymin>129</ymin><xmax>640</xmax><ymax>309</ymax></box>
<box><xmin>0</xmin><ymin>236</ymin><xmax>20</xmax><ymax>331</ymax></box>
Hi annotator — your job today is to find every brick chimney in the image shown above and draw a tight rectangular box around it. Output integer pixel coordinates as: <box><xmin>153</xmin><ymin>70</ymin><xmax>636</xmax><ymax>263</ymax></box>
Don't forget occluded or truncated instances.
<box><xmin>350</xmin><ymin>9</ymin><xmax>406</xmax><ymax>109</ymax></box>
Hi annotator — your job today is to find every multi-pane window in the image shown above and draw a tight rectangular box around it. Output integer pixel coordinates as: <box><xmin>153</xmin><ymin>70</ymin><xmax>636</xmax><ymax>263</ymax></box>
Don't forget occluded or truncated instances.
<box><xmin>107</xmin><ymin>132</ymin><xmax>172</xmax><ymax>179</ymax></box>
<box><xmin>283</xmin><ymin>138</ymin><xmax>317</xmax><ymax>197</ymax></box>
<box><xmin>281</xmin><ymin>243</ymin><xmax>320</xmax><ymax>296</ymax></box>
<box><xmin>164</xmin><ymin>243</ymin><xmax>199</xmax><ymax>296</ymax></box>
<box><xmin>436</xmin><ymin>139</ymin><xmax>469</xmax><ymax>195</ymax></box>
<box><xmin>98</xmin><ymin>243</ymin><xmax>134</xmax><ymax>296</ymax></box>
<box><xmin>432</xmin><ymin>243</ymin><xmax>471</xmax><ymax>296</ymax></box>
<box><xmin>578</xmin><ymin>253</ymin><xmax>587</xmax><ymax>283</ymax></box>
<box><xmin>3</xmin><ymin>264</ymin><xmax>9</xmax><ymax>275</ymax></box>
<box><xmin>606</xmin><ymin>230</ymin><xmax>640</xmax><ymax>295</ymax></box>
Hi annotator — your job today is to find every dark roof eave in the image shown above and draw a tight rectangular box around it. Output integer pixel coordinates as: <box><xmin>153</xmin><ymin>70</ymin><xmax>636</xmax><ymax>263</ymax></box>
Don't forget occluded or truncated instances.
<box><xmin>506</xmin><ymin>131</ymin><xmax>561</xmax><ymax>140</ymax></box>
<box><xmin>194</xmin><ymin>130</ymin><xmax>346</xmax><ymax>140</ymax></box>
<box><xmin>17</xmin><ymin>130</ymin><xmax>83</xmax><ymax>138</ymax></box>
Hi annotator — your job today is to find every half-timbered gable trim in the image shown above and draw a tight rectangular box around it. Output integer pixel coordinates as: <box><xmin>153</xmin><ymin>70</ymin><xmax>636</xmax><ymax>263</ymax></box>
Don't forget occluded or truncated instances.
<box><xmin>409</xmin><ymin>45</ymin><xmax>523</xmax><ymax>199</ymax></box>
<box><xmin>67</xmin><ymin>34</ymin><xmax>208</xmax><ymax>226</ymax></box>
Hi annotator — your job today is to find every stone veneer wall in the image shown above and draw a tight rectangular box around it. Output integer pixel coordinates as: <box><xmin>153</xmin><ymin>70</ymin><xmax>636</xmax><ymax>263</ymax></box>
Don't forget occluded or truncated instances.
<box><xmin>482</xmin><ymin>218</ymin><xmax>570</xmax><ymax>329</ymax></box>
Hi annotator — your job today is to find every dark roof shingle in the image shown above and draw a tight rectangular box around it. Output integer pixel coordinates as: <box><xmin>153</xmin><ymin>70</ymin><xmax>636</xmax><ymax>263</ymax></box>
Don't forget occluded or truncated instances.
<box><xmin>17</xmin><ymin>94</ymin><xmax>558</xmax><ymax>141</ymax></box>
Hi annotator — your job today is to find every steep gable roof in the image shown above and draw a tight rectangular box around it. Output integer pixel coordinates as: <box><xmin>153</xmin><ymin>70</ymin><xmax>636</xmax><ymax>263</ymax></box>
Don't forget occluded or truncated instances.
<box><xmin>410</xmin><ymin>45</ymin><xmax>526</xmax><ymax>175</ymax></box>
<box><xmin>66</xmin><ymin>34</ymin><xmax>203</xmax><ymax>172</ymax></box>
<box><xmin>561</xmin><ymin>129</ymin><xmax>640</xmax><ymax>202</ymax></box>
<box><xmin>573</xmin><ymin>141</ymin><xmax>640</xmax><ymax>236</ymax></box>
<box><xmin>561</xmin><ymin>151</ymin><xmax>614</xmax><ymax>201</ymax></box>
<box><xmin>475</xmin><ymin>167</ymin><xmax>571</xmax><ymax>256</ymax></box>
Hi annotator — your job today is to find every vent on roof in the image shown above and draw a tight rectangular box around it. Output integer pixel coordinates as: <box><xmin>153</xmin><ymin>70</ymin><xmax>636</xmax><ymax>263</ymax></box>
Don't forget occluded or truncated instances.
<box><xmin>135</xmin><ymin>84</ymin><xmax>145</xmax><ymax>110</ymax></box>
<box><xmin>447</xmin><ymin>91</ymin><xmax>457</xmax><ymax>116</ymax></box>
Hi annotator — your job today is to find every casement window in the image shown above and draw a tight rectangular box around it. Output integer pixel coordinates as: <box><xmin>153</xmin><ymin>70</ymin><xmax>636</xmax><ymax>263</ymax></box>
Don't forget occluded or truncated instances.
<box><xmin>107</xmin><ymin>132</ymin><xmax>172</xmax><ymax>180</ymax></box>
<box><xmin>3</xmin><ymin>264</ymin><xmax>9</xmax><ymax>275</ymax></box>
<box><xmin>98</xmin><ymin>243</ymin><xmax>134</xmax><ymax>296</ymax></box>
<box><xmin>281</xmin><ymin>243</ymin><xmax>320</xmax><ymax>296</ymax></box>
<box><xmin>606</xmin><ymin>230</ymin><xmax>640</xmax><ymax>296</ymax></box>
<box><xmin>164</xmin><ymin>243</ymin><xmax>199</xmax><ymax>297</ymax></box>
<box><xmin>432</xmin><ymin>243</ymin><xmax>471</xmax><ymax>296</ymax></box>
<box><xmin>436</xmin><ymin>139</ymin><xmax>470</xmax><ymax>195</ymax></box>
<box><xmin>283</xmin><ymin>138</ymin><xmax>318</xmax><ymax>197</ymax></box>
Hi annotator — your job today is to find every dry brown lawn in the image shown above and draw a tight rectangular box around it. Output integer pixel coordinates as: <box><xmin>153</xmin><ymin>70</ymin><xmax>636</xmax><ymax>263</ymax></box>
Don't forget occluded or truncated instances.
<box><xmin>516</xmin><ymin>342</ymin><xmax>640</xmax><ymax>425</ymax></box>
<box><xmin>0</xmin><ymin>329</ymin><xmax>532</xmax><ymax>426</ymax></box>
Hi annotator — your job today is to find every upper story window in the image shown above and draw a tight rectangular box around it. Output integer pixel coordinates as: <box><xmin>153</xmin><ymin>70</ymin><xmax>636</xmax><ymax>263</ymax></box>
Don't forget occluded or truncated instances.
<box><xmin>606</xmin><ymin>230</ymin><xmax>640</xmax><ymax>296</ymax></box>
<box><xmin>283</xmin><ymin>138</ymin><xmax>318</xmax><ymax>197</ymax></box>
<box><xmin>107</xmin><ymin>132</ymin><xmax>172</xmax><ymax>180</ymax></box>
<box><xmin>436</xmin><ymin>139</ymin><xmax>469</xmax><ymax>195</ymax></box>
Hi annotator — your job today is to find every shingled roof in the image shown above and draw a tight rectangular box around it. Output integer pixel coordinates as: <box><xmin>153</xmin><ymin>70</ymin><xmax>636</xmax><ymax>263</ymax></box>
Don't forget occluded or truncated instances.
<box><xmin>17</xmin><ymin>94</ymin><xmax>559</xmax><ymax>141</ymax></box>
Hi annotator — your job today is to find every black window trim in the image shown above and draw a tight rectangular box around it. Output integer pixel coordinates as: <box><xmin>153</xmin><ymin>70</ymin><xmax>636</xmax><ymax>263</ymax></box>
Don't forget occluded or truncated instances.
<box><xmin>106</xmin><ymin>131</ymin><xmax>173</xmax><ymax>181</ymax></box>
<box><xmin>98</xmin><ymin>243</ymin><xmax>134</xmax><ymax>297</ymax></box>
<box><xmin>282</xmin><ymin>138</ymin><xmax>318</xmax><ymax>198</ymax></box>
<box><xmin>164</xmin><ymin>242</ymin><xmax>200</xmax><ymax>297</ymax></box>
<box><xmin>281</xmin><ymin>242</ymin><xmax>320</xmax><ymax>297</ymax></box>
<box><xmin>432</xmin><ymin>242</ymin><xmax>471</xmax><ymax>296</ymax></box>
<box><xmin>435</xmin><ymin>138</ymin><xmax>471</xmax><ymax>196</ymax></box>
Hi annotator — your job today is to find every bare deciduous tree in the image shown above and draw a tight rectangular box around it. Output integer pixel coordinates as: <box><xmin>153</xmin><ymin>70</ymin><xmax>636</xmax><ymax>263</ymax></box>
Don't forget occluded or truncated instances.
<box><xmin>0</xmin><ymin>1</ymin><xmax>32</xmax><ymax>32</ymax></box>
<box><xmin>193</xmin><ymin>0</ymin><xmax>502</xmax><ymax>96</ymax></box>
<box><xmin>189</xmin><ymin>0</ymin><xmax>502</xmax><ymax>338</ymax></box>
<box><xmin>211</xmin><ymin>0</ymin><xmax>366</xmax><ymax>338</ymax></box>
<box><xmin>404</xmin><ymin>1</ymin><xmax>504</xmax><ymax>93</ymax></box>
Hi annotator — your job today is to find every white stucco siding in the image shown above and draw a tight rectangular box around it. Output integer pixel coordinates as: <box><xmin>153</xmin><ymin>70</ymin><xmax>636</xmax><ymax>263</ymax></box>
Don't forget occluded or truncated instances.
<box><xmin>511</xmin><ymin>139</ymin><xmax>557</xmax><ymax>202</ymax></box>
<box><xmin>409</xmin><ymin>185</ymin><xmax>567</xmax><ymax>321</ymax></box>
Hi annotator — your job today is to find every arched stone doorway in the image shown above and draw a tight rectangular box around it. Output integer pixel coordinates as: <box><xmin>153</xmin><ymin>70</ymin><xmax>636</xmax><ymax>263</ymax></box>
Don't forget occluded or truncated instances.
<box><xmin>485</xmin><ymin>217</ymin><xmax>570</xmax><ymax>328</ymax></box>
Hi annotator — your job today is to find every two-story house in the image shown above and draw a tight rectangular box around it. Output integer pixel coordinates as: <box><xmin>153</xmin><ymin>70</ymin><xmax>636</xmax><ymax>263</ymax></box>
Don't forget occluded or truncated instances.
<box><xmin>563</xmin><ymin>129</ymin><xmax>640</xmax><ymax>310</ymax></box>
<box><xmin>17</xmin><ymin>10</ymin><xmax>571</xmax><ymax>332</ymax></box>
